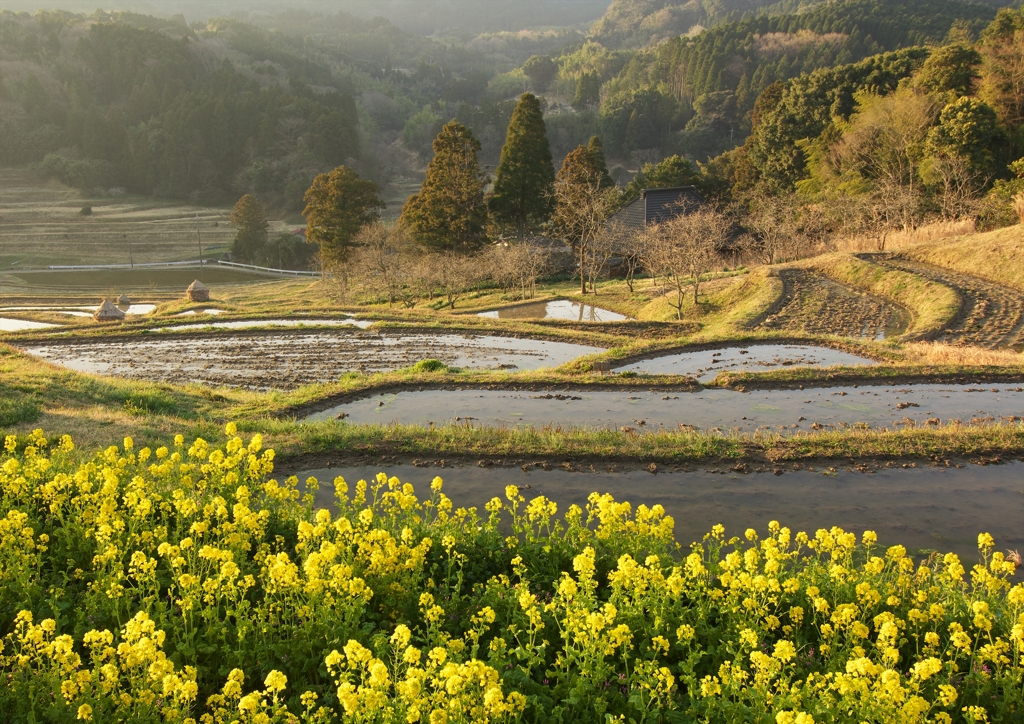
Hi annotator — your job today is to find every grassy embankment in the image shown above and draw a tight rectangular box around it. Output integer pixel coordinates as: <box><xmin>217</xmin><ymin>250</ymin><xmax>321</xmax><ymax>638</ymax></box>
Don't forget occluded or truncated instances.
<box><xmin>898</xmin><ymin>225</ymin><xmax>1024</xmax><ymax>291</ymax></box>
<box><xmin>802</xmin><ymin>253</ymin><xmax>961</xmax><ymax>338</ymax></box>
<box><xmin>3</xmin><ymin>344</ymin><xmax>1022</xmax><ymax>466</ymax></box>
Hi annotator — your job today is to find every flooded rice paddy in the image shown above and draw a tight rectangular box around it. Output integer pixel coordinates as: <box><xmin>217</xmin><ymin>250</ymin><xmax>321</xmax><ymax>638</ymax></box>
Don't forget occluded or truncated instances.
<box><xmin>174</xmin><ymin>309</ymin><xmax>225</xmax><ymax>316</ymax></box>
<box><xmin>159</xmin><ymin>318</ymin><xmax>372</xmax><ymax>331</ymax></box>
<box><xmin>0</xmin><ymin>317</ymin><xmax>58</xmax><ymax>331</ymax></box>
<box><xmin>24</xmin><ymin>333</ymin><xmax>603</xmax><ymax>389</ymax></box>
<box><xmin>615</xmin><ymin>344</ymin><xmax>876</xmax><ymax>380</ymax></box>
<box><xmin>298</xmin><ymin>461</ymin><xmax>1024</xmax><ymax>564</ymax></box>
<box><xmin>0</xmin><ymin>303</ymin><xmax>156</xmax><ymax>318</ymax></box>
<box><xmin>478</xmin><ymin>299</ymin><xmax>630</xmax><ymax>321</ymax></box>
<box><xmin>305</xmin><ymin>384</ymin><xmax>1024</xmax><ymax>434</ymax></box>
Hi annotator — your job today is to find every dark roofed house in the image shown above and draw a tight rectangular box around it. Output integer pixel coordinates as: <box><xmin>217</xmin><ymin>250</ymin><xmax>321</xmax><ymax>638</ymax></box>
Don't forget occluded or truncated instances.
<box><xmin>610</xmin><ymin>186</ymin><xmax>704</xmax><ymax>231</ymax></box>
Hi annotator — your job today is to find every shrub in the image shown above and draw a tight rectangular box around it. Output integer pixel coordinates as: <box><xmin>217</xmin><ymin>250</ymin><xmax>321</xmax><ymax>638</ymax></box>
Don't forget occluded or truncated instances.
<box><xmin>79</xmin><ymin>205</ymin><xmax>92</xmax><ymax>216</ymax></box>
<box><xmin>411</xmin><ymin>358</ymin><xmax>448</xmax><ymax>373</ymax></box>
<box><xmin>0</xmin><ymin>428</ymin><xmax>1021</xmax><ymax>723</ymax></box>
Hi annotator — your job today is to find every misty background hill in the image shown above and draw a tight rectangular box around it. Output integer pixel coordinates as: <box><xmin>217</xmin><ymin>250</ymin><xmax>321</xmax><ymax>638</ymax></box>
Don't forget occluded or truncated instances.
<box><xmin>1</xmin><ymin>0</ymin><xmax>1021</xmax><ymax>217</ymax></box>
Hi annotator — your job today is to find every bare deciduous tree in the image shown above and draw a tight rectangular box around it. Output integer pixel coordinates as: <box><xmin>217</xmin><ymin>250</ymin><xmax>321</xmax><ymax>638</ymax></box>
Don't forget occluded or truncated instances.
<box><xmin>487</xmin><ymin>241</ymin><xmax>550</xmax><ymax>300</ymax></box>
<box><xmin>420</xmin><ymin>251</ymin><xmax>483</xmax><ymax>309</ymax></box>
<box><xmin>581</xmin><ymin>221</ymin><xmax>623</xmax><ymax>295</ymax></box>
<box><xmin>618</xmin><ymin>229</ymin><xmax>646</xmax><ymax>293</ymax></box>
<box><xmin>743</xmin><ymin>193</ymin><xmax>802</xmax><ymax>265</ymax></box>
<box><xmin>642</xmin><ymin>206</ymin><xmax>730</xmax><ymax>320</ymax></box>
<box><xmin>927</xmin><ymin>153</ymin><xmax>986</xmax><ymax>221</ymax></box>
<box><xmin>553</xmin><ymin>157</ymin><xmax>617</xmax><ymax>295</ymax></box>
<box><xmin>352</xmin><ymin>222</ymin><xmax>413</xmax><ymax>307</ymax></box>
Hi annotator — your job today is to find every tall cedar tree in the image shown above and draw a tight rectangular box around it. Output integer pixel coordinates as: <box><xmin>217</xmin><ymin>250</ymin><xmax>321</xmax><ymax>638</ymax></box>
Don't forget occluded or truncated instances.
<box><xmin>401</xmin><ymin>120</ymin><xmax>489</xmax><ymax>252</ymax></box>
<box><xmin>586</xmin><ymin>136</ymin><xmax>614</xmax><ymax>189</ymax></box>
<box><xmin>489</xmin><ymin>93</ymin><xmax>556</xmax><ymax>237</ymax></box>
<box><xmin>303</xmin><ymin>166</ymin><xmax>383</xmax><ymax>269</ymax></box>
<box><xmin>229</xmin><ymin>194</ymin><xmax>269</xmax><ymax>265</ymax></box>
<box><xmin>554</xmin><ymin>144</ymin><xmax>616</xmax><ymax>294</ymax></box>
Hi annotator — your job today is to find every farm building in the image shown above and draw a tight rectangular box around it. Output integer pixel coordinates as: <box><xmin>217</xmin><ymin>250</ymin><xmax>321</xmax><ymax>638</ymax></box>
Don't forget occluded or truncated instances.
<box><xmin>608</xmin><ymin>186</ymin><xmax>704</xmax><ymax>231</ymax></box>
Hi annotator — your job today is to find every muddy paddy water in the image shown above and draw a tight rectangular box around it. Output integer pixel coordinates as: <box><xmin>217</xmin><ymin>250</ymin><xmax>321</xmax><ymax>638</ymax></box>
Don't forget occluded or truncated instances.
<box><xmin>615</xmin><ymin>344</ymin><xmax>876</xmax><ymax>380</ymax></box>
<box><xmin>297</xmin><ymin>461</ymin><xmax>1024</xmax><ymax>564</ymax></box>
<box><xmin>478</xmin><ymin>299</ymin><xmax>630</xmax><ymax>321</ymax></box>
<box><xmin>23</xmin><ymin>333</ymin><xmax>603</xmax><ymax>390</ymax></box>
<box><xmin>305</xmin><ymin>384</ymin><xmax>1024</xmax><ymax>434</ymax></box>
<box><xmin>159</xmin><ymin>318</ymin><xmax>373</xmax><ymax>331</ymax></box>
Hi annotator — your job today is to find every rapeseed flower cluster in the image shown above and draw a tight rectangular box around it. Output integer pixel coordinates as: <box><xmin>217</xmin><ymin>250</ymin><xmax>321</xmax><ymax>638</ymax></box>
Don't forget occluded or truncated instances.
<box><xmin>0</xmin><ymin>428</ymin><xmax>1021</xmax><ymax>722</ymax></box>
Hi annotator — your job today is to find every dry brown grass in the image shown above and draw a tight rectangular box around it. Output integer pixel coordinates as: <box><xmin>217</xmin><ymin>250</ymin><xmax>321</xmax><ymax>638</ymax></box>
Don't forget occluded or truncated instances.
<box><xmin>901</xmin><ymin>341</ymin><xmax>1024</xmax><ymax>366</ymax></box>
<box><xmin>831</xmin><ymin>219</ymin><xmax>977</xmax><ymax>253</ymax></box>
<box><xmin>899</xmin><ymin>225</ymin><xmax>1024</xmax><ymax>291</ymax></box>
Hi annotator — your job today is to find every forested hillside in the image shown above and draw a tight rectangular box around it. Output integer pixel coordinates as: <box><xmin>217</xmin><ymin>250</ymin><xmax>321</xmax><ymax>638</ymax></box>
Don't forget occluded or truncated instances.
<box><xmin>0</xmin><ymin>8</ymin><xmax>595</xmax><ymax>211</ymax></box>
<box><xmin>590</xmin><ymin>0</ymin><xmax>1018</xmax><ymax>49</ymax></box>
<box><xmin>585</xmin><ymin>0</ymin><xmax>1003</xmax><ymax>160</ymax></box>
<box><xmin>0</xmin><ymin>12</ymin><xmax>360</xmax><ymax>208</ymax></box>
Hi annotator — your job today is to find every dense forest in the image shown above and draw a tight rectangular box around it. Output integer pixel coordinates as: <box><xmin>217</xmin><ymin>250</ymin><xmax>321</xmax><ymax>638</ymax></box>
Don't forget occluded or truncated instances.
<box><xmin>573</xmin><ymin>0</ymin><xmax>1005</xmax><ymax>160</ymax></box>
<box><xmin>587</xmin><ymin>0</ymin><xmax>1015</xmax><ymax>49</ymax></box>
<box><xmin>1</xmin><ymin>0</ymin><xmax>1021</xmax><ymax>219</ymax></box>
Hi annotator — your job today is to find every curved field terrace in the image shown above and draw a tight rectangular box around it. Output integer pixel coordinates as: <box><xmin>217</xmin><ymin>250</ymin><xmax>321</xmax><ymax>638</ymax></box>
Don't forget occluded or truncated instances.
<box><xmin>23</xmin><ymin>332</ymin><xmax>604</xmax><ymax>389</ymax></box>
<box><xmin>303</xmin><ymin>384</ymin><xmax>1024</xmax><ymax>434</ymax></box>
<box><xmin>756</xmin><ymin>269</ymin><xmax>911</xmax><ymax>339</ymax></box>
<box><xmin>612</xmin><ymin>343</ymin><xmax>877</xmax><ymax>380</ymax></box>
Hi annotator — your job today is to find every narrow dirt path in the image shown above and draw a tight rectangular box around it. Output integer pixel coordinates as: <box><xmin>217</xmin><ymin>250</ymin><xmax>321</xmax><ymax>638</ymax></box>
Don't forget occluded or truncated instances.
<box><xmin>755</xmin><ymin>269</ymin><xmax>909</xmax><ymax>339</ymax></box>
<box><xmin>875</xmin><ymin>256</ymin><xmax>1024</xmax><ymax>349</ymax></box>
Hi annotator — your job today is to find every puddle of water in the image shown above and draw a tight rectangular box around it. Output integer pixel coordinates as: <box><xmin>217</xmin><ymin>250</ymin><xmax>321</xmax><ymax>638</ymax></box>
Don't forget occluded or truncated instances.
<box><xmin>0</xmin><ymin>304</ymin><xmax>155</xmax><ymax>316</ymax></box>
<box><xmin>478</xmin><ymin>299</ymin><xmax>630</xmax><ymax>322</ymax></box>
<box><xmin>0</xmin><ymin>317</ymin><xmax>58</xmax><ymax>331</ymax></box>
<box><xmin>23</xmin><ymin>333</ymin><xmax>603</xmax><ymax>390</ymax></box>
<box><xmin>174</xmin><ymin>309</ymin><xmax>225</xmax><ymax>316</ymax></box>
<box><xmin>304</xmin><ymin>384</ymin><xmax>1024</xmax><ymax>433</ymax></box>
<box><xmin>616</xmin><ymin>344</ymin><xmax>876</xmax><ymax>380</ymax></box>
<box><xmin>160</xmin><ymin>318</ymin><xmax>373</xmax><ymax>331</ymax></box>
<box><xmin>298</xmin><ymin>462</ymin><xmax>1024</xmax><ymax>564</ymax></box>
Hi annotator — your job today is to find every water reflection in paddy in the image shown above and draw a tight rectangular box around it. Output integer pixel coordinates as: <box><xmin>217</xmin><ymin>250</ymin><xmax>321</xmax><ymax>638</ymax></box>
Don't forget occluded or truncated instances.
<box><xmin>298</xmin><ymin>462</ymin><xmax>1024</xmax><ymax>564</ymax></box>
<box><xmin>0</xmin><ymin>317</ymin><xmax>58</xmax><ymax>331</ymax></box>
<box><xmin>478</xmin><ymin>299</ymin><xmax>630</xmax><ymax>321</ymax></box>
<box><xmin>160</xmin><ymin>318</ymin><xmax>373</xmax><ymax>331</ymax></box>
<box><xmin>304</xmin><ymin>384</ymin><xmax>1024</xmax><ymax>434</ymax></box>
<box><xmin>615</xmin><ymin>344</ymin><xmax>876</xmax><ymax>380</ymax></box>
<box><xmin>0</xmin><ymin>303</ymin><xmax>156</xmax><ymax>317</ymax></box>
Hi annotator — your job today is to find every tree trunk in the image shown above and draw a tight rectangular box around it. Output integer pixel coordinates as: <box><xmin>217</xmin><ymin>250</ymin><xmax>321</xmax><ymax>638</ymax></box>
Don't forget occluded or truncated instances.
<box><xmin>579</xmin><ymin>242</ymin><xmax>587</xmax><ymax>295</ymax></box>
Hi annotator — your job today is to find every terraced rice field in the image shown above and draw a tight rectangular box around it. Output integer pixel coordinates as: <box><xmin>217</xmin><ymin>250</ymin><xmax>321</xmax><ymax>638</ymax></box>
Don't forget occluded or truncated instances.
<box><xmin>874</xmin><ymin>255</ymin><xmax>1024</xmax><ymax>349</ymax></box>
<box><xmin>755</xmin><ymin>269</ymin><xmax>910</xmax><ymax>339</ymax></box>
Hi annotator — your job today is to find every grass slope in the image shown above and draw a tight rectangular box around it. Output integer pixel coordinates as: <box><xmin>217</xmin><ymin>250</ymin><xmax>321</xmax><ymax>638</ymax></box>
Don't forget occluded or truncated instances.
<box><xmin>899</xmin><ymin>225</ymin><xmax>1024</xmax><ymax>291</ymax></box>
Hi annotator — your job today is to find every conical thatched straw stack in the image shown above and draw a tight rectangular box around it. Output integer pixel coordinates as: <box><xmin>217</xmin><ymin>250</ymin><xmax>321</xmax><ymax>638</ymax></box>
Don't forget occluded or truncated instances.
<box><xmin>118</xmin><ymin>293</ymin><xmax>131</xmax><ymax>305</ymax></box>
<box><xmin>186</xmin><ymin>280</ymin><xmax>210</xmax><ymax>302</ymax></box>
<box><xmin>94</xmin><ymin>300</ymin><xmax>126</xmax><ymax>322</ymax></box>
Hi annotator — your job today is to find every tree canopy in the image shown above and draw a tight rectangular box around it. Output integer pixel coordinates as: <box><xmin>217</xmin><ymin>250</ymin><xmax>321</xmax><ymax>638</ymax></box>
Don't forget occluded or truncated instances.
<box><xmin>488</xmin><ymin>93</ymin><xmax>556</xmax><ymax>238</ymax></box>
<box><xmin>229</xmin><ymin>195</ymin><xmax>269</xmax><ymax>265</ymax></box>
<box><xmin>302</xmin><ymin>166</ymin><xmax>383</xmax><ymax>268</ymax></box>
<box><xmin>401</xmin><ymin>120</ymin><xmax>489</xmax><ymax>252</ymax></box>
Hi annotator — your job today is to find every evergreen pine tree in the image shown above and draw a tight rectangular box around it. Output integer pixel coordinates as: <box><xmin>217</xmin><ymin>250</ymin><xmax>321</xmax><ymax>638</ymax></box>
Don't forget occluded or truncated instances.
<box><xmin>586</xmin><ymin>136</ymin><xmax>614</xmax><ymax>189</ymax></box>
<box><xmin>488</xmin><ymin>93</ymin><xmax>555</xmax><ymax>238</ymax></box>
<box><xmin>401</xmin><ymin>120</ymin><xmax>488</xmax><ymax>252</ymax></box>
<box><xmin>230</xmin><ymin>194</ymin><xmax>269</xmax><ymax>264</ymax></box>
<box><xmin>303</xmin><ymin>166</ymin><xmax>383</xmax><ymax>269</ymax></box>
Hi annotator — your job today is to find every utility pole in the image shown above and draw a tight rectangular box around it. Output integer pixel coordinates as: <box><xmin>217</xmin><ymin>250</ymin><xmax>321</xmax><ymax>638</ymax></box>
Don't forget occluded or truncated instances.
<box><xmin>195</xmin><ymin>212</ymin><xmax>204</xmax><ymax>276</ymax></box>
